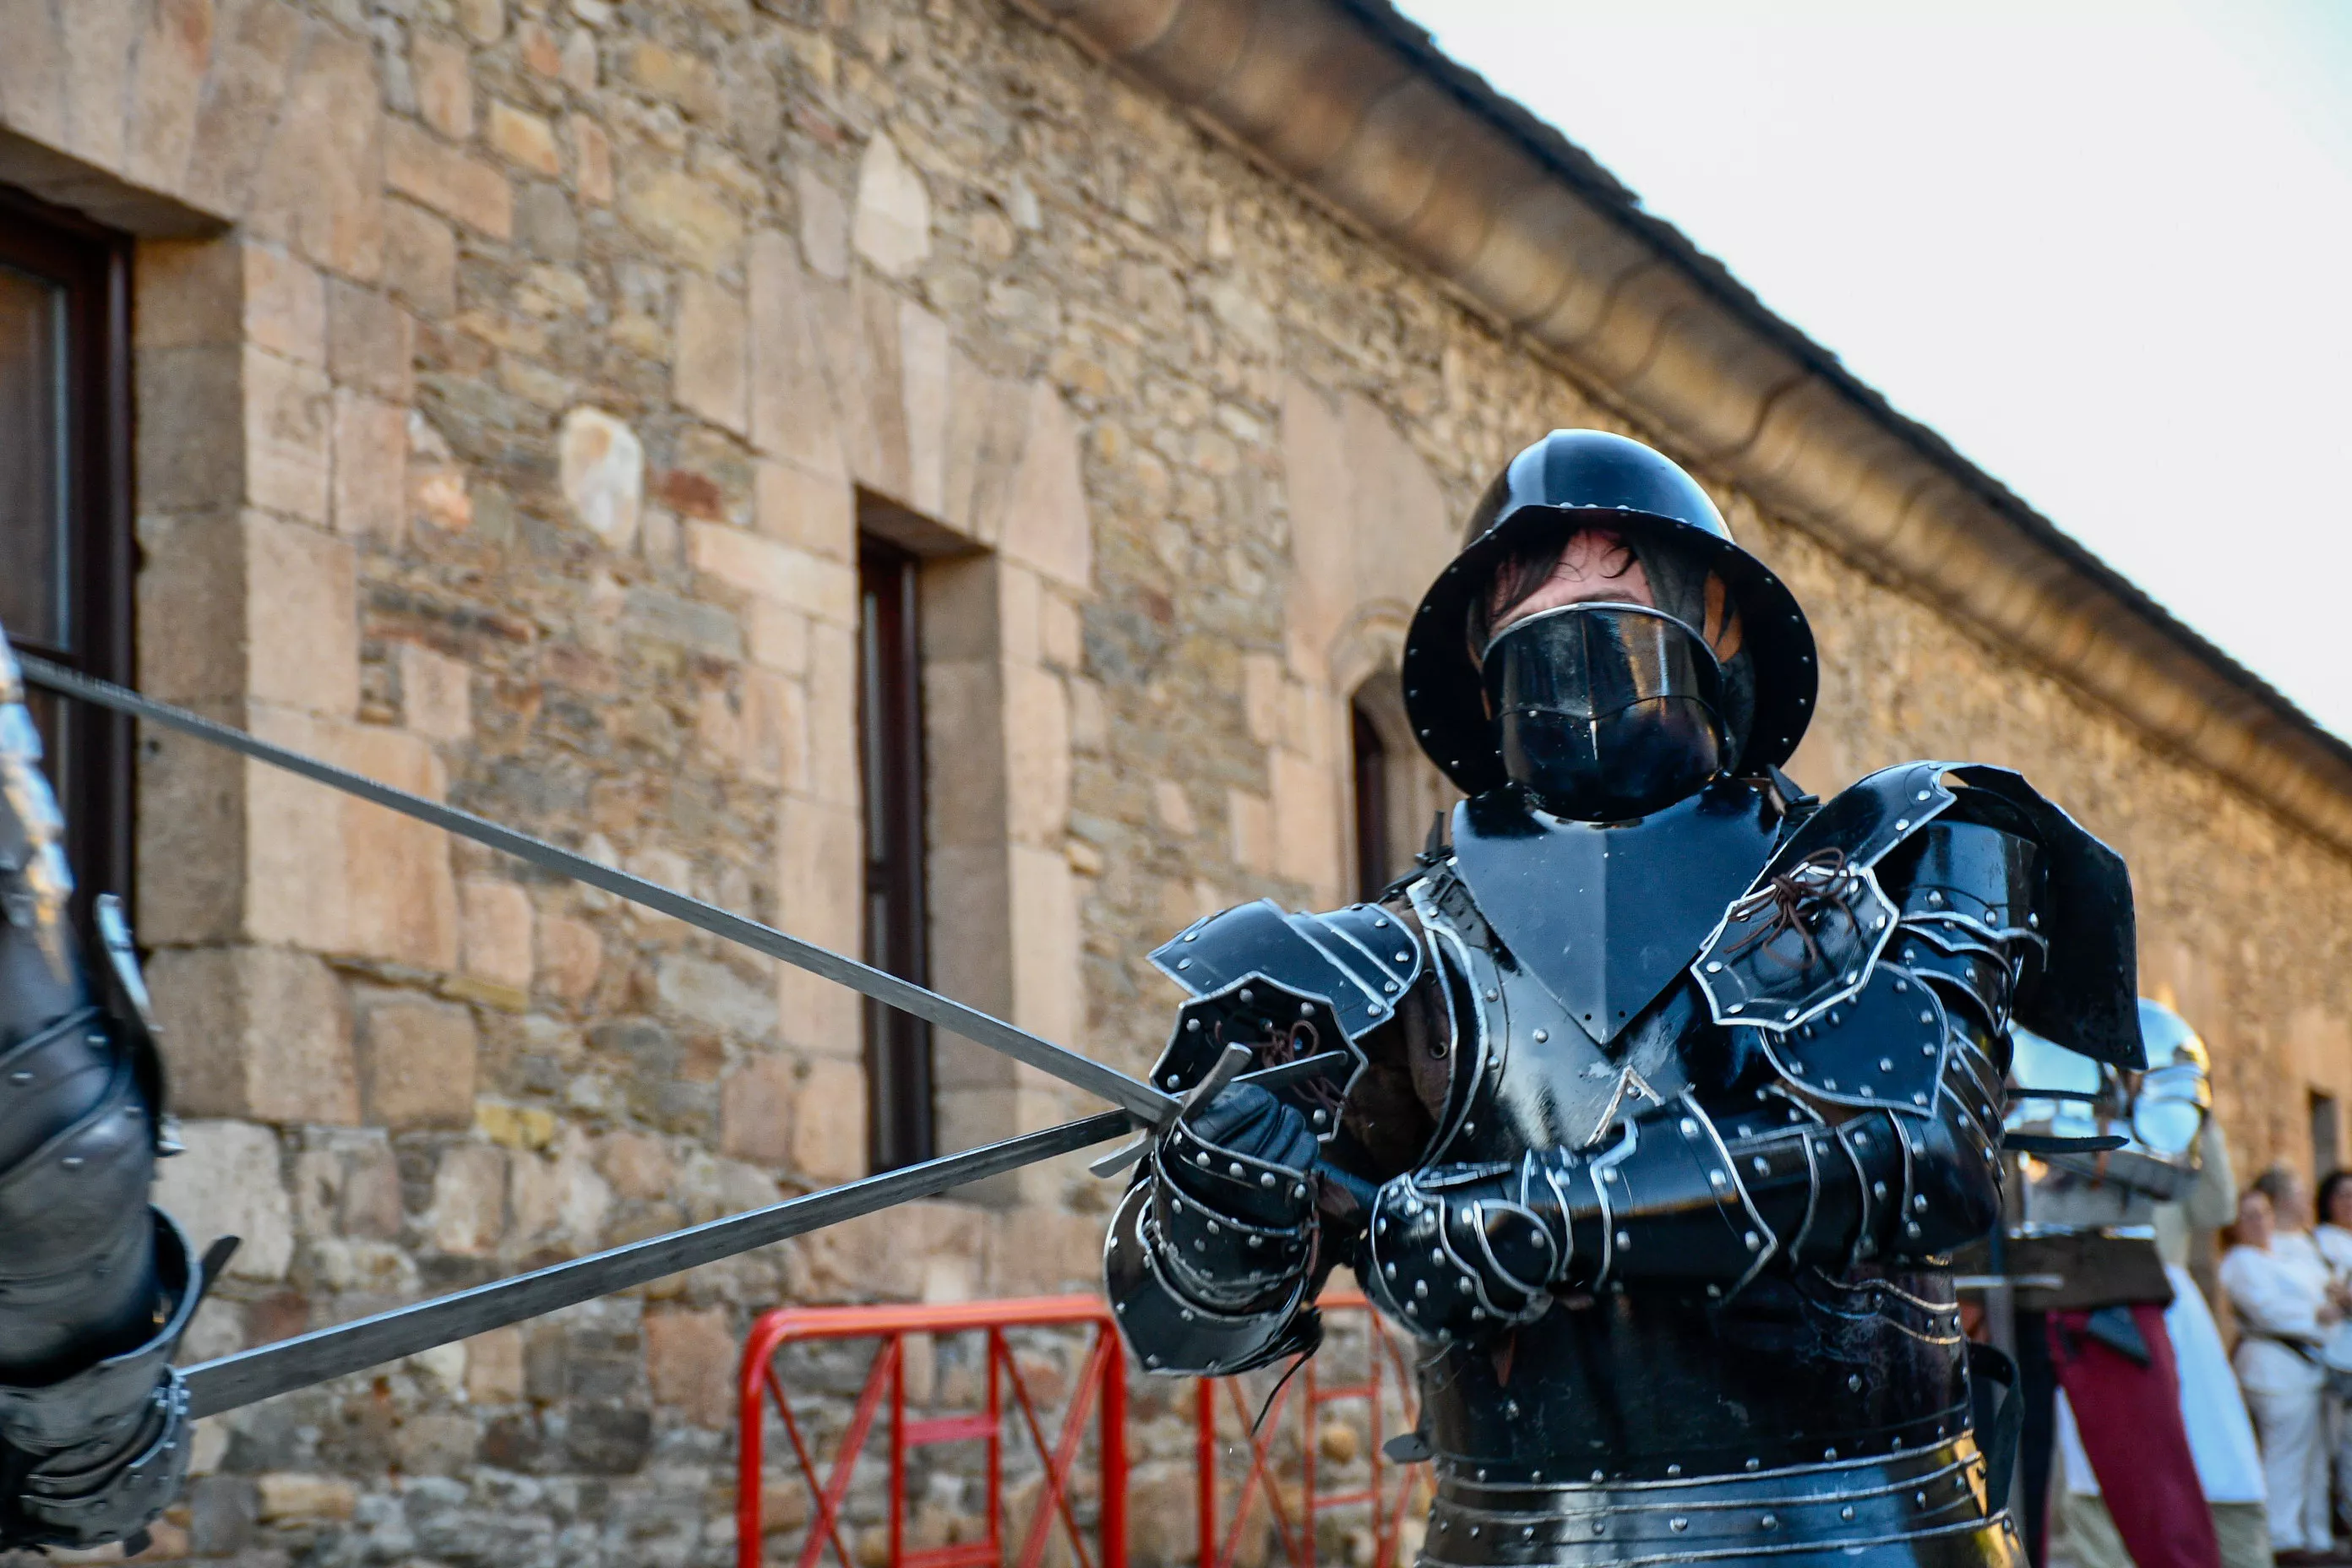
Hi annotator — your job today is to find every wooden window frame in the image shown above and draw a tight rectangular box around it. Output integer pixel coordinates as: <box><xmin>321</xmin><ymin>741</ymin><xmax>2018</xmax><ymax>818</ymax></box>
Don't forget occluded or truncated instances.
<box><xmin>0</xmin><ymin>184</ymin><xmax>135</xmax><ymax>927</ymax></box>
<box><xmin>1352</xmin><ymin>697</ymin><xmax>1392</xmax><ymax>901</ymax></box>
<box><xmin>858</xmin><ymin>535</ymin><xmax>936</xmax><ymax>1172</ymax></box>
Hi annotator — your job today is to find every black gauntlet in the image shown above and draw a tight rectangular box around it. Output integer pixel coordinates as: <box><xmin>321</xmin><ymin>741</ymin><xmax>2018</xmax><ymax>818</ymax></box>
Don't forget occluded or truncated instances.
<box><xmin>1105</xmin><ymin>1085</ymin><xmax>1325</xmax><ymax>1375</ymax></box>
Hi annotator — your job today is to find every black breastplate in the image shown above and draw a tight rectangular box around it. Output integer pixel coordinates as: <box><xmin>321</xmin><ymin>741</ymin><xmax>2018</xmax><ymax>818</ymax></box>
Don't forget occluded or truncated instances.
<box><xmin>1402</xmin><ymin>787</ymin><xmax>1976</xmax><ymax>1494</ymax></box>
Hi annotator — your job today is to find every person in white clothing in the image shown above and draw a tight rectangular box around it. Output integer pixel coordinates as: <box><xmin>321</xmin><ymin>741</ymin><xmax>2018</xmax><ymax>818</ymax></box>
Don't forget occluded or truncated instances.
<box><xmin>2311</xmin><ymin>1170</ymin><xmax>2352</xmax><ymax>1538</ymax></box>
<box><xmin>2221</xmin><ymin>1180</ymin><xmax>2339</xmax><ymax>1558</ymax></box>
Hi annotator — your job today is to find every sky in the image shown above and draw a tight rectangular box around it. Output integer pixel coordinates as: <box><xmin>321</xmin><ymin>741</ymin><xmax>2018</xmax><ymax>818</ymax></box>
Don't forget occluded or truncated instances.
<box><xmin>1396</xmin><ymin>0</ymin><xmax>2352</xmax><ymax>738</ymax></box>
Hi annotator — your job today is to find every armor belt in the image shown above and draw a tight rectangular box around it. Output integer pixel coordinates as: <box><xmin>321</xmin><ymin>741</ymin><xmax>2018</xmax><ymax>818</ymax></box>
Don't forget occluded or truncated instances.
<box><xmin>1423</xmin><ymin>1435</ymin><xmax>2017</xmax><ymax>1567</ymax></box>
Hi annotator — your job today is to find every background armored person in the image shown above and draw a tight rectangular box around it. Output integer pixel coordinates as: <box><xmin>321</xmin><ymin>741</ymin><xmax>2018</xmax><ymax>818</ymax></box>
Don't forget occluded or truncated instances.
<box><xmin>1106</xmin><ymin>430</ymin><xmax>2144</xmax><ymax>1566</ymax></box>
<box><xmin>0</xmin><ymin>625</ymin><xmax>213</xmax><ymax>1554</ymax></box>
<box><xmin>1993</xmin><ymin>1002</ymin><xmax>2254</xmax><ymax>1568</ymax></box>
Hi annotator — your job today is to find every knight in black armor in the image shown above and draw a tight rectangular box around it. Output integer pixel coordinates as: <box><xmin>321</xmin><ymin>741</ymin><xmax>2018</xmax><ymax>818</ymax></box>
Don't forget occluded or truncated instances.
<box><xmin>1104</xmin><ymin>431</ymin><xmax>2144</xmax><ymax>1566</ymax></box>
<box><xmin>0</xmin><ymin>624</ymin><xmax>212</xmax><ymax>1553</ymax></box>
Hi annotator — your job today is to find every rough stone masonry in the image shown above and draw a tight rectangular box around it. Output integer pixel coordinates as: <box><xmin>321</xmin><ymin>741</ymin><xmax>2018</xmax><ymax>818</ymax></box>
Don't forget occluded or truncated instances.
<box><xmin>4</xmin><ymin>0</ymin><xmax>2352</xmax><ymax>1564</ymax></box>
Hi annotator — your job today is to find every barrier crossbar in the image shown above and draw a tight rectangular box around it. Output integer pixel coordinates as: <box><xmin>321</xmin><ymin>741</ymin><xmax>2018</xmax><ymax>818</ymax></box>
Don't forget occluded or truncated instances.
<box><xmin>738</xmin><ymin>1296</ymin><xmax>1126</xmax><ymax>1568</ymax></box>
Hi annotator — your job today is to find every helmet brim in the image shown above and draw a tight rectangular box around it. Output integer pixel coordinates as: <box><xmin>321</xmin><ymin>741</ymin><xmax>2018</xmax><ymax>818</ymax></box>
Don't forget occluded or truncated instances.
<box><xmin>1400</xmin><ymin>502</ymin><xmax>1818</xmax><ymax>796</ymax></box>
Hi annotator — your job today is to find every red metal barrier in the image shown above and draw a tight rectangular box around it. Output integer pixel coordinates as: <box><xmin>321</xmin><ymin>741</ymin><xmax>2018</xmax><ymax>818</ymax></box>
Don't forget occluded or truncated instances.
<box><xmin>738</xmin><ymin>1296</ymin><xmax>1126</xmax><ymax>1568</ymax></box>
<box><xmin>1195</xmin><ymin>1293</ymin><xmax>1427</xmax><ymax>1568</ymax></box>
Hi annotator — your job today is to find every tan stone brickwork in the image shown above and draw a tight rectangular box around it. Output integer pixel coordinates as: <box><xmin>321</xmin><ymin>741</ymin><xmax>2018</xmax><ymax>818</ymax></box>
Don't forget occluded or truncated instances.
<box><xmin>4</xmin><ymin>0</ymin><xmax>2349</xmax><ymax>1562</ymax></box>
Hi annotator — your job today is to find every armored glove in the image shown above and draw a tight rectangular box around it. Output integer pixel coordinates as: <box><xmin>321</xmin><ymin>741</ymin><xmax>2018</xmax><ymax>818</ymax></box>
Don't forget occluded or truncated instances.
<box><xmin>1104</xmin><ymin>1082</ymin><xmax>1329</xmax><ymax>1375</ymax></box>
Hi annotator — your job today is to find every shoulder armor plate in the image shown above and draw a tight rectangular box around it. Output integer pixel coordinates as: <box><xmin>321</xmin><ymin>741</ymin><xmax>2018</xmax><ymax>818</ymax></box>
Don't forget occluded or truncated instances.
<box><xmin>1752</xmin><ymin>965</ymin><xmax>1951</xmax><ymax>1116</ymax></box>
<box><xmin>1152</xmin><ymin>899</ymin><xmax>1422</xmax><ymax>1042</ymax></box>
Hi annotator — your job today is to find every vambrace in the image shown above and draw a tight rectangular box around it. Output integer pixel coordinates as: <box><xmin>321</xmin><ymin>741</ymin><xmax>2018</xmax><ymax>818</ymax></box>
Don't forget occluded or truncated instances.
<box><xmin>1104</xmin><ymin>1111</ymin><xmax>1321</xmax><ymax>1377</ymax></box>
<box><xmin>0</xmin><ymin>629</ymin><xmax>215</xmax><ymax>1552</ymax></box>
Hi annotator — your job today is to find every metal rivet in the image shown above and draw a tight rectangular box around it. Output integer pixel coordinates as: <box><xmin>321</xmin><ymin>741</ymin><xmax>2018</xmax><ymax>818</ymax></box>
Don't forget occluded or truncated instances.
<box><xmin>1533</xmin><ymin>1029</ymin><xmax>1549</xmax><ymax>1043</ymax></box>
<box><xmin>1669</xmin><ymin>1518</ymin><xmax>1689</xmax><ymax>1533</ymax></box>
<box><xmin>1848</xmin><ymin>1374</ymin><xmax>1863</xmax><ymax>1391</ymax></box>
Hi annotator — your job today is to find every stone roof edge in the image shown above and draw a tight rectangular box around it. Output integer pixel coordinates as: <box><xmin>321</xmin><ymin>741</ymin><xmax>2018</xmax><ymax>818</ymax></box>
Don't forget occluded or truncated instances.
<box><xmin>1015</xmin><ymin>0</ymin><xmax>2352</xmax><ymax>852</ymax></box>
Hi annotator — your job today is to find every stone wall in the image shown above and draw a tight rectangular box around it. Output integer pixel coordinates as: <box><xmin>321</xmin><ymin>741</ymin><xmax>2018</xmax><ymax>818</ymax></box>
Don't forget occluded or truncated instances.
<box><xmin>2</xmin><ymin>0</ymin><xmax>2348</xmax><ymax>1565</ymax></box>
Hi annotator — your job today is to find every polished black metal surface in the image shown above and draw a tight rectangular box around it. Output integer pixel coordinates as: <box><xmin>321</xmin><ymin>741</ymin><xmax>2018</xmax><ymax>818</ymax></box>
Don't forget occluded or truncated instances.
<box><xmin>1402</xmin><ymin>430</ymin><xmax>1819</xmax><ymax>796</ymax></box>
<box><xmin>1421</xmin><ymin>1432</ymin><xmax>2017</xmax><ymax>1567</ymax></box>
<box><xmin>1451</xmin><ymin>780</ymin><xmax>1779</xmax><ymax>1047</ymax></box>
<box><xmin>1480</xmin><ymin>604</ymin><xmax>1728</xmax><ymax>821</ymax></box>
<box><xmin>1152</xmin><ymin>897</ymin><xmax>1424</xmax><ymax>1043</ymax></box>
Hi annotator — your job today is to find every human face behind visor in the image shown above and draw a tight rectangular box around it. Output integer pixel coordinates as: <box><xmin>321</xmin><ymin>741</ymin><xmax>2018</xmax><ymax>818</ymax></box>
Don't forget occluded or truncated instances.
<box><xmin>1477</xmin><ymin>526</ymin><xmax>1731</xmax><ymax>821</ymax></box>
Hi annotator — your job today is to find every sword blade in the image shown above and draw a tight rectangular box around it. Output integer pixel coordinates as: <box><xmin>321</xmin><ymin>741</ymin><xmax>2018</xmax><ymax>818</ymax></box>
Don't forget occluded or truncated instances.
<box><xmin>20</xmin><ymin>656</ymin><xmax>1173</xmax><ymax>1127</ymax></box>
<box><xmin>181</xmin><ymin>1109</ymin><xmax>1131</xmax><ymax>1418</ymax></box>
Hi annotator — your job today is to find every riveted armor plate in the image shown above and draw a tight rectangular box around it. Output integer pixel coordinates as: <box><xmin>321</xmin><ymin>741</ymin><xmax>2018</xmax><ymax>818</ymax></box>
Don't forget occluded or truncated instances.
<box><xmin>1151</xmin><ymin>899</ymin><xmax>1422</xmax><ymax>1041</ymax></box>
<box><xmin>1753</xmin><ymin>966</ymin><xmax>1950</xmax><ymax>1117</ymax></box>
<box><xmin>1146</xmin><ymin>977</ymin><xmax>1362</xmax><ymax>1149</ymax></box>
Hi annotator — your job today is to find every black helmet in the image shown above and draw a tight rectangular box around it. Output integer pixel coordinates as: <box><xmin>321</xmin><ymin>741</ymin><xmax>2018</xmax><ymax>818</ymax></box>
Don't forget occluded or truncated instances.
<box><xmin>1401</xmin><ymin>430</ymin><xmax>1817</xmax><ymax>802</ymax></box>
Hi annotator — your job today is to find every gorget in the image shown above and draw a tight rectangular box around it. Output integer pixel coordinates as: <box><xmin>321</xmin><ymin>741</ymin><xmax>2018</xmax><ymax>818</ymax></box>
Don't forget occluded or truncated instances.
<box><xmin>1450</xmin><ymin>781</ymin><xmax>1779</xmax><ymax>1045</ymax></box>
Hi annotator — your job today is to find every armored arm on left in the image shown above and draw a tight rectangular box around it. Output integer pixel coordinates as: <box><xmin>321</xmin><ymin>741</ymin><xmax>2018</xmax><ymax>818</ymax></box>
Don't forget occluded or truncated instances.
<box><xmin>0</xmin><ymin>631</ymin><xmax>215</xmax><ymax>1554</ymax></box>
<box><xmin>1104</xmin><ymin>897</ymin><xmax>1433</xmax><ymax>1376</ymax></box>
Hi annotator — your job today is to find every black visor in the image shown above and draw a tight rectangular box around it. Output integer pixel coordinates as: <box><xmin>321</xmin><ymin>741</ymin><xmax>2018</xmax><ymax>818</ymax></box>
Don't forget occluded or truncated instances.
<box><xmin>1481</xmin><ymin>603</ymin><xmax>1729</xmax><ymax>819</ymax></box>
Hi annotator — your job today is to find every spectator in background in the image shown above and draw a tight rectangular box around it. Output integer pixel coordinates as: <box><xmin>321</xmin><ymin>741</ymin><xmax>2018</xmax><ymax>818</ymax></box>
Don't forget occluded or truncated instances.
<box><xmin>2311</xmin><ymin>1170</ymin><xmax>2352</xmax><ymax>1541</ymax></box>
<box><xmin>2222</xmin><ymin>1177</ymin><xmax>2338</xmax><ymax>1560</ymax></box>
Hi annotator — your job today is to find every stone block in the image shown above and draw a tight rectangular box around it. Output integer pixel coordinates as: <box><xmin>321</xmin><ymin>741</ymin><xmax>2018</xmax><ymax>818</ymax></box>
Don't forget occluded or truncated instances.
<box><xmin>155</xmin><ymin>1119</ymin><xmax>293</xmax><ymax>1282</ymax></box>
<box><xmin>699</xmin><ymin>664</ymin><xmax>804</xmax><ymax>787</ymax></box>
<box><xmin>243</xmin><ymin>512</ymin><xmax>359</xmax><ymax>715</ymax></box>
<box><xmin>182</xmin><ymin>0</ymin><xmax>305</xmax><ymax>222</ymax></box>
<box><xmin>537</xmin><ymin>913</ymin><xmax>604</xmax><ymax>1001</ymax></box>
<box><xmin>326</xmin><ymin>280</ymin><xmax>413</xmax><ymax>403</ymax></box>
<box><xmin>1007</xmin><ymin>845</ymin><xmax>1081</xmax><ymax>1048</ymax></box>
<box><xmin>507</xmin><ymin>1126</ymin><xmax>612</xmax><ymax>1252</ymax></box>
<box><xmin>1271</xmin><ymin>745</ymin><xmax>1341</xmax><ymax>900</ymax></box>
<box><xmin>645</xmin><ymin>1308</ymin><xmax>736</xmax><ymax>1429</ymax></box>
<box><xmin>384</xmin><ymin>116</ymin><xmax>514</xmax><ymax>239</ymax></box>
<box><xmin>384</xmin><ymin>199</ymin><xmax>458</xmax><ymax>317</ymax></box>
<box><xmin>412</xmin><ymin>33</ymin><xmax>474</xmax><ymax>139</ymax></box>
<box><xmin>291</xmin><ymin>1128</ymin><xmax>402</xmax><ymax>1240</ymax></box>
<box><xmin>675</xmin><ymin>274</ymin><xmax>749</xmax><ymax>435</ymax></box>
<box><xmin>1004</xmin><ymin>666</ymin><xmax>1070</xmax><ymax>848</ymax></box>
<box><xmin>899</xmin><ymin>297</ymin><xmax>950</xmax><ymax>517</ymax></box>
<box><xmin>621</xmin><ymin>163</ymin><xmax>743</xmax><ymax>272</ymax></box>
<box><xmin>852</xmin><ymin>133</ymin><xmax>928</xmax><ymax>279</ymax></box>
<box><xmin>569</xmin><ymin>113</ymin><xmax>613</xmax><ymax>204</ymax></box>
<box><xmin>1242</xmin><ymin>654</ymin><xmax>1283</xmax><ymax>744</ymax></box>
<box><xmin>775</xmin><ymin>801</ymin><xmax>861</xmax><ymax>1056</ymax></box>
<box><xmin>1001</xmin><ymin>382</ymin><xmax>1091</xmax><ymax>590</ymax></box>
<box><xmin>559</xmin><ymin>406</ymin><xmax>644</xmax><ymax>547</ymax></box>
<box><xmin>242</xmin><ymin>346</ymin><xmax>332</xmax><ymax>524</ymax></box>
<box><xmin>720</xmin><ymin>1053</ymin><xmax>795</xmax><ymax>1168</ymax></box>
<box><xmin>796</xmin><ymin>166</ymin><xmax>848</xmax><ymax>280</ymax></box>
<box><xmin>123</xmin><ymin>0</ymin><xmax>215</xmax><ymax>196</ymax></box>
<box><xmin>754</xmin><ymin>459</ymin><xmax>853</xmax><ymax>560</ymax></box>
<box><xmin>241</xmin><ymin>245</ymin><xmax>325</xmax><ymax>365</ymax></box>
<box><xmin>242</xmin><ymin>24</ymin><xmax>384</xmax><ymax>283</ymax></box>
<box><xmin>468</xmin><ymin>1326</ymin><xmax>527</xmax><ymax>1404</ymax></box>
<box><xmin>137</xmin><ymin>347</ymin><xmax>243</xmax><ymax>513</ymax></box>
<box><xmin>1228</xmin><ymin>788</ymin><xmax>1273</xmax><ymax>874</ymax></box>
<box><xmin>461</xmin><ymin>878</ymin><xmax>536</xmax><ymax>990</ymax></box>
<box><xmin>748</xmin><ymin>602</ymin><xmax>810</xmax><ymax>675</ymax></box>
<box><xmin>357</xmin><ymin>992</ymin><xmax>479</xmax><ymax>1129</ymax></box>
<box><xmin>331</xmin><ymin>389</ymin><xmax>406</xmax><ymax>542</ymax></box>
<box><xmin>457</xmin><ymin>0</ymin><xmax>505</xmax><ymax>44</ymax></box>
<box><xmin>623</xmin><ymin>39</ymin><xmax>721</xmax><ymax>119</ymax></box>
<box><xmin>791</xmin><ymin>1058</ymin><xmax>866</xmax><ymax>1183</ymax></box>
<box><xmin>134</xmin><ymin>237</ymin><xmax>242</xmax><ymax>351</ymax></box>
<box><xmin>656</xmin><ymin>953</ymin><xmax>780</xmax><ymax>1039</ymax></box>
<box><xmin>150</xmin><ymin>945</ymin><xmax>359</xmax><ymax>1126</ymax></box>
<box><xmin>688</xmin><ymin>524</ymin><xmax>854</xmax><ymax>622</ymax></box>
<box><xmin>747</xmin><ymin>229</ymin><xmax>845</xmax><ymax>479</ymax></box>
<box><xmin>596</xmin><ymin>1128</ymin><xmax>677</xmax><ymax>1200</ymax></box>
<box><xmin>1039</xmin><ymin>591</ymin><xmax>1082</xmax><ymax>672</ymax></box>
<box><xmin>399</xmin><ymin>641</ymin><xmax>473</xmax><ymax>740</ymax></box>
<box><xmin>487</xmin><ymin>99</ymin><xmax>560</xmax><ymax>177</ymax></box>
<box><xmin>804</xmin><ymin>621</ymin><xmax>860</xmax><ymax>807</ymax></box>
<box><xmin>256</xmin><ymin>1473</ymin><xmax>357</xmax><ymax>1522</ymax></box>
<box><xmin>428</xmin><ymin>1142</ymin><xmax>507</xmax><ymax>1255</ymax></box>
<box><xmin>790</xmin><ymin>1200</ymin><xmax>979</xmax><ymax>1303</ymax></box>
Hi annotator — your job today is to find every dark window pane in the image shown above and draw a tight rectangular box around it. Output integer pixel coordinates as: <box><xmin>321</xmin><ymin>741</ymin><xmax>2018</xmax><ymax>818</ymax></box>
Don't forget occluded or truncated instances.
<box><xmin>1353</xmin><ymin>700</ymin><xmax>1391</xmax><ymax>901</ymax></box>
<box><xmin>858</xmin><ymin>535</ymin><xmax>934</xmax><ymax>1173</ymax></box>
<box><xmin>0</xmin><ymin>261</ymin><xmax>67</xmax><ymax>650</ymax></box>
